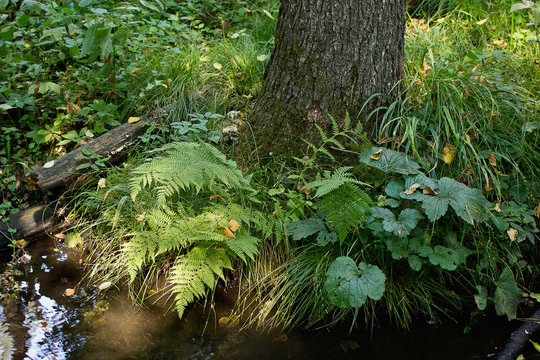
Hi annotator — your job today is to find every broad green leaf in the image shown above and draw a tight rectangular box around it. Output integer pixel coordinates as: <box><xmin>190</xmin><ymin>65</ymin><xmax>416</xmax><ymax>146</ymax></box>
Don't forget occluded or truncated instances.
<box><xmin>428</xmin><ymin>246</ymin><xmax>460</xmax><ymax>270</ymax></box>
<box><xmin>316</xmin><ymin>229</ymin><xmax>338</xmax><ymax>246</ymax></box>
<box><xmin>325</xmin><ymin>257</ymin><xmax>386</xmax><ymax>308</ymax></box>
<box><xmin>422</xmin><ymin>194</ymin><xmax>449</xmax><ymax>221</ymax></box>
<box><xmin>474</xmin><ymin>285</ymin><xmax>488</xmax><ymax>310</ymax></box>
<box><xmin>408</xmin><ymin>255</ymin><xmax>423</xmax><ymax>271</ymax></box>
<box><xmin>287</xmin><ymin>218</ymin><xmax>326</xmax><ymax>240</ymax></box>
<box><xmin>386</xmin><ymin>238</ymin><xmax>409</xmax><ymax>259</ymax></box>
<box><xmin>421</xmin><ymin>177</ymin><xmax>489</xmax><ymax>225</ymax></box>
<box><xmin>385</xmin><ymin>179</ymin><xmax>404</xmax><ymax>199</ymax></box>
<box><xmin>359</xmin><ymin>147</ymin><xmax>421</xmax><ymax>175</ymax></box>
<box><xmin>494</xmin><ymin>267</ymin><xmax>522</xmax><ymax>320</ymax></box>
<box><xmin>372</xmin><ymin>207</ymin><xmax>421</xmax><ymax>237</ymax></box>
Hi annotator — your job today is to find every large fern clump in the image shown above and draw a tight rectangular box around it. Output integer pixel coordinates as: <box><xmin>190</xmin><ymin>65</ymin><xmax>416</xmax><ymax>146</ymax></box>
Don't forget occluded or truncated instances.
<box><xmin>79</xmin><ymin>142</ymin><xmax>260</xmax><ymax>318</ymax></box>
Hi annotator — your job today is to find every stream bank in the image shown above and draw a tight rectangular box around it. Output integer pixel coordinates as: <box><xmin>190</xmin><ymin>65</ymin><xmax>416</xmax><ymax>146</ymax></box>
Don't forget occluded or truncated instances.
<box><xmin>0</xmin><ymin>237</ymin><xmax>538</xmax><ymax>359</ymax></box>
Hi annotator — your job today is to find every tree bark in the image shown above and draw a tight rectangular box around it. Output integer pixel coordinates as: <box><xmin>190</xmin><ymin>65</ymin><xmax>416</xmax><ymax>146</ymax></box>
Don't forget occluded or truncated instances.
<box><xmin>244</xmin><ymin>0</ymin><xmax>406</xmax><ymax>158</ymax></box>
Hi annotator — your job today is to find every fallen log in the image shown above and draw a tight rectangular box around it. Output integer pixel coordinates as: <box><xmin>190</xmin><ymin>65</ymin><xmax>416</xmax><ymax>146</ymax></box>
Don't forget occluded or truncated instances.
<box><xmin>496</xmin><ymin>308</ymin><xmax>540</xmax><ymax>360</ymax></box>
<box><xmin>27</xmin><ymin>118</ymin><xmax>150</xmax><ymax>191</ymax></box>
<box><xmin>0</xmin><ymin>205</ymin><xmax>63</xmax><ymax>249</ymax></box>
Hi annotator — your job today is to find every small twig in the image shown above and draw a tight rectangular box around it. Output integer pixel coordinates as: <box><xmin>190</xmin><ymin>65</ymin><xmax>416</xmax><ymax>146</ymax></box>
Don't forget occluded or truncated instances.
<box><xmin>329</xmin><ymin>146</ymin><xmax>361</xmax><ymax>155</ymax></box>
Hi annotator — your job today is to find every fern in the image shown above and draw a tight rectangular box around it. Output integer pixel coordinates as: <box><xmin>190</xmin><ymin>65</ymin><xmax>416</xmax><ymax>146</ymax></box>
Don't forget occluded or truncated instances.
<box><xmin>170</xmin><ymin>246</ymin><xmax>232</xmax><ymax>317</ymax></box>
<box><xmin>305</xmin><ymin>167</ymin><xmax>370</xmax><ymax>198</ymax></box>
<box><xmin>80</xmin><ymin>142</ymin><xmax>261</xmax><ymax>319</ymax></box>
<box><xmin>317</xmin><ymin>183</ymin><xmax>373</xmax><ymax>242</ymax></box>
<box><xmin>129</xmin><ymin>142</ymin><xmax>254</xmax><ymax>204</ymax></box>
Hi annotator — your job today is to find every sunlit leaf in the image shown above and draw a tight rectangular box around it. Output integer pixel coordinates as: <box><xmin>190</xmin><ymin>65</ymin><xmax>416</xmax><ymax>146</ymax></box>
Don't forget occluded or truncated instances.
<box><xmin>224</xmin><ymin>227</ymin><xmax>235</xmax><ymax>239</ymax></box>
<box><xmin>128</xmin><ymin>116</ymin><xmax>141</xmax><ymax>123</ymax></box>
<box><xmin>213</xmin><ymin>62</ymin><xmax>223</xmax><ymax>70</ymax></box>
<box><xmin>507</xmin><ymin>227</ymin><xmax>518</xmax><ymax>242</ymax></box>
<box><xmin>229</xmin><ymin>219</ymin><xmax>240</xmax><ymax>232</ymax></box>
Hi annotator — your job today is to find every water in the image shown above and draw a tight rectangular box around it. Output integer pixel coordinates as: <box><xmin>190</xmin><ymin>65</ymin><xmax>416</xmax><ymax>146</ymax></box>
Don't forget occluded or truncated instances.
<box><xmin>0</xmin><ymin>238</ymin><xmax>538</xmax><ymax>360</ymax></box>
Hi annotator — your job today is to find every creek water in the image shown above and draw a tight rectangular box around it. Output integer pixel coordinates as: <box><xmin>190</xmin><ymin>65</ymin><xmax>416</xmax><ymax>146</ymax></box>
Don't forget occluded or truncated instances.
<box><xmin>0</xmin><ymin>238</ymin><xmax>538</xmax><ymax>360</ymax></box>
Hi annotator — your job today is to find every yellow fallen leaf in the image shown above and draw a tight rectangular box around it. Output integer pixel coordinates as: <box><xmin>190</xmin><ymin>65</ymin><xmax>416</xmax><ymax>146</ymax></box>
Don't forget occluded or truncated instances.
<box><xmin>98</xmin><ymin>178</ymin><xmax>106</xmax><ymax>188</ymax></box>
<box><xmin>442</xmin><ymin>144</ymin><xmax>456</xmax><ymax>164</ymax></box>
<box><xmin>23</xmin><ymin>42</ymin><xmax>31</xmax><ymax>48</ymax></box>
<box><xmin>256</xmin><ymin>54</ymin><xmax>268</xmax><ymax>61</ymax></box>
<box><xmin>493</xmin><ymin>39</ymin><xmax>506</xmax><ymax>46</ymax></box>
<box><xmin>64</xmin><ymin>288</ymin><xmax>75</xmax><ymax>297</ymax></box>
<box><xmin>423</xmin><ymin>186</ymin><xmax>438</xmax><ymax>195</ymax></box>
<box><xmin>213</xmin><ymin>62</ymin><xmax>223</xmax><ymax>70</ymax></box>
<box><xmin>476</xmin><ymin>18</ymin><xmax>488</xmax><ymax>25</ymax></box>
<box><xmin>507</xmin><ymin>227</ymin><xmax>518</xmax><ymax>242</ymax></box>
<box><xmin>218</xmin><ymin>316</ymin><xmax>229</xmax><ymax>327</ymax></box>
<box><xmin>224</xmin><ymin>227</ymin><xmax>235</xmax><ymax>239</ymax></box>
<box><xmin>488</xmin><ymin>153</ymin><xmax>497</xmax><ymax>167</ymax></box>
<box><xmin>16</xmin><ymin>239</ymin><xmax>27</xmax><ymax>247</ymax></box>
<box><xmin>370</xmin><ymin>148</ymin><xmax>383</xmax><ymax>160</ymax></box>
<box><xmin>229</xmin><ymin>219</ymin><xmax>240</xmax><ymax>232</ymax></box>
<box><xmin>199</xmin><ymin>56</ymin><xmax>209</xmax><ymax>62</ymax></box>
<box><xmin>128</xmin><ymin>116</ymin><xmax>141</xmax><ymax>123</ymax></box>
<box><xmin>136</xmin><ymin>215</ymin><xmax>145</xmax><ymax>222</ymax></box>
<box><xmin>404</xmin><ymin>183</ymin><xmax>421</xmax><ymax>195</ymax></box>
<box><xmin>493</xmin><ymin>203</ymin><xmax>502</xmax><ymax>213</ymax></box>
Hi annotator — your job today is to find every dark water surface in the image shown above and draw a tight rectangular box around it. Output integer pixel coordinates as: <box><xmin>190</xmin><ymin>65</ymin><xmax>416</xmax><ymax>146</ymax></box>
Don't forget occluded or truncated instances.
<box><xmin>0</xmin><ymin>238</ymin><xmax>538</xmax><ymax>360</ymax></box>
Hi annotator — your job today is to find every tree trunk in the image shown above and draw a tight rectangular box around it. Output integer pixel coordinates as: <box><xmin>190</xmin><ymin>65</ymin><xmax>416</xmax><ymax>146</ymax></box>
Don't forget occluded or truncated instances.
<box><xmin>244</xmin><ymin>0</ymin><xmax>406</xmax><ymax>158</ymax></box>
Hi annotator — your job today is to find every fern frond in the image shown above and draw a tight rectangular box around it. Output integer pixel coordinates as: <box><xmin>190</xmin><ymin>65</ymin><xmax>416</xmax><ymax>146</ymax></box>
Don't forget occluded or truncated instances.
<box><xmin>305</xmin><ymin>167</ymin><xmax>370</xmax><ymax>198</ymax></box>
<box><xmin>129</xmin><ymin>142</ymin><xmax>254</xmax><ymax>203</ymax></box>
<box><xmin>225</xmin><ymin>234</ymin><xmax>259</xmax><ymax>261</ymax></box>
<box><xmin>317</xmin><ymin>183</ymin><xmax>373</xmax><ymax>242</ymax></box>
<box><xmin>169</xmin><ymin>246</ymin><xmax>230</xmax><ymax>317</ymax></box>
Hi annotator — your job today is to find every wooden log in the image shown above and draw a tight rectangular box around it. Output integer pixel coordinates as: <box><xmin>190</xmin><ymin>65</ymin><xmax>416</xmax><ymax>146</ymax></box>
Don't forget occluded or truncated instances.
<box><xmin>496</xmin><ymin>308</ymin><xmax>540</xmax><ymax>360</ymax></box>
<box><xmin>0</xmin><ymin>205</ymin><xmax>58</xmax><ymax>249</ymax></box>
<box><xmin>27</xmin><ymin>118</ymin><xmax>149</xmax><ymax>191</ymax></box>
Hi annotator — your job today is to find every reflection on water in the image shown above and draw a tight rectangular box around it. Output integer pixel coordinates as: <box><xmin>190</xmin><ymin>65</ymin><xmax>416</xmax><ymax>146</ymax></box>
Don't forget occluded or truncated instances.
<box><xmin>0</xmin><ymin>238</ymin><xmax>538</xmax><ymax>360</ymax></box>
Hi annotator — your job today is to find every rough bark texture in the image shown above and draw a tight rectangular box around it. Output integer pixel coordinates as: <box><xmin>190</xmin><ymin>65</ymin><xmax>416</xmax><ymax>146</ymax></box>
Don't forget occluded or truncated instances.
<box><xmin>245</xmin><ymin>0</ymin><xmax>406</xmax><ymax>157</ymax></box>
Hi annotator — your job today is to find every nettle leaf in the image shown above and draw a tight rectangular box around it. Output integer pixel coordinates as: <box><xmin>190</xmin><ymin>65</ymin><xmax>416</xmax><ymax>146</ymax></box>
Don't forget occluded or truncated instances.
<box><xmin>475</xmin><ymin>285</ymin><xmax>488</xmax><ymax>311</ymax></box>
<box><xmin>372</xmin><ymin>207</ymin><xmax>422</xmax><ymax>237</ymax></box>
<box><xmin>421</xmin><ymin>177</ymin><xmax>489</xmax><ymax>225</ymax></box>
<box><xmin>325</xmin><ymin>257</ymin><xmax>386</xmax><ymax>308</ymax></box>
<box><xmin>359</xmin><ymin>147</ymin><xmax>421</xmax><ymax>175</ymax></box>
<box><xmin>427</xmin><ymin>246</ymin><xmax>460</xmax><ymax>270</ymax></box>
<box><xmin>287</xmin><ymin>218</ymin><xmax>326</xmax><ymax>240</ymax></box>
<box><xmin>494</xmin><ymin>268</ymin><xmax>522</xmax><ymax>320</ymax></box>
